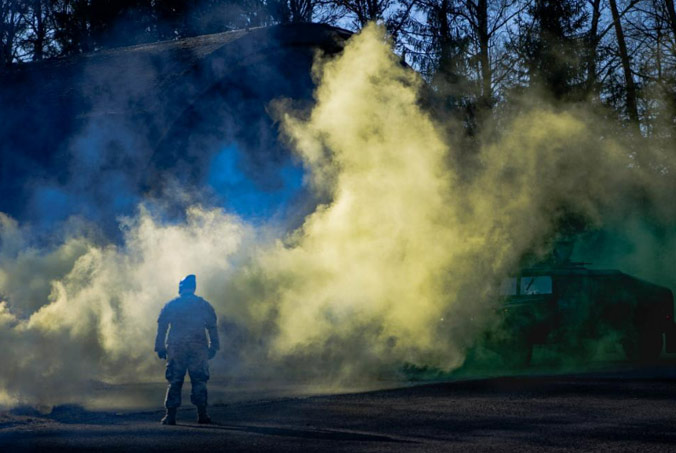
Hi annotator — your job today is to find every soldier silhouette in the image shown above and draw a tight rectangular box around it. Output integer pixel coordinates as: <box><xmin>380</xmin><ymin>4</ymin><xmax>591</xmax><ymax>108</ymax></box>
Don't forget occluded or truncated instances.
<box><xmin>155</xmin><ymin>274</ymin><xmax>219</xmax><ymax>425</ymax></box>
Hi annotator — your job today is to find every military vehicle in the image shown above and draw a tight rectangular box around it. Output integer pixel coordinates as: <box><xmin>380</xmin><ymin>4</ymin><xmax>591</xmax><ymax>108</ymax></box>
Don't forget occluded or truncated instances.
<box><xmin>493</xmin><ymin>246</ymin><xmax>675</xmax><ymax>365</ymax></box>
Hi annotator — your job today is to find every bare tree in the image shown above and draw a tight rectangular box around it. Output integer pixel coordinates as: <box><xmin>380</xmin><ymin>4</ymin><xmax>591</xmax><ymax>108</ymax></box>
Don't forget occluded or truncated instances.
<box><xmin>332</xmin><ymin>0</ymin><xmax>391</xmax><ymax>26</ymax></box>
<box><xmin>665</xmin><ymin>0</ymin><xmax>676</xmax><ymax>39</ymax></box>
<box><xmin>22</xmin><ymin>0</ymin><xmax>58</xmax><ymax>61</ymax></box>
<box><xmin>462</xmin><ymin>1</ymin><xmax>526</xmax><ymax>106</ymax></box>
<box><xmin>617</xmin><ymin>0</ymin><xmax>676</xmax><ymax>137</ymax></box>
<box><xmin>328</xmin><ymin>0</ymin><xmax>416</xmax><ymax>44</ymax></box>
<box><xmin>609</xmin><ymin>0</ymin><xmax>640</xmax><ymax>127</ymax></box>
<box><xmin>0</xmin><ymin>0</ymin><xmax>28</xmax><ymax>68</ymax></box>
<box><xmin>404</xmin><ymin>0</ymin><xmax>522</xmax><ymax>100</ymax></box>
<box><xmin>584</xmin><ymin>0</ymin><xmax>601</xmax><ymax>93</ymax></box>
<box><xmin>288</xmin><ymin>0</ymin><xmax>316</xmax><ymax>21</ymax></box>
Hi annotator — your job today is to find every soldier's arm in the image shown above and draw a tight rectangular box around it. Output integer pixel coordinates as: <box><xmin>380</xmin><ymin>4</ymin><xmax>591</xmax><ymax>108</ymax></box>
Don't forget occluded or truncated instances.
<box><xmin>154</xmin><ymin>306</ymin><xmax>170</xmax><ymax>352</ymax></box>
<box><xmin>206</xmin><ymin>304</ymin><xmax>220</xmax><ymax>351</ymax></box>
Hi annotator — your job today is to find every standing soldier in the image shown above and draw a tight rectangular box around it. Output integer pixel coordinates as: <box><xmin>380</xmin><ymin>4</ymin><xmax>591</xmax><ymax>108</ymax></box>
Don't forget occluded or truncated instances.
<box><xmin>155</xmin><ymin>274</ymin><xmax>220</xmax><ymax>425</ymax></box>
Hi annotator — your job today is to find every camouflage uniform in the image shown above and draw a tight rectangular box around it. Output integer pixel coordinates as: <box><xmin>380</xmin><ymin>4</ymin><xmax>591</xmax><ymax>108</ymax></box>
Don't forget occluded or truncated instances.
<box><xmin>155</xmin><ymin>276</ymin><xmax>219</xmax><ymax>421</ymax></box>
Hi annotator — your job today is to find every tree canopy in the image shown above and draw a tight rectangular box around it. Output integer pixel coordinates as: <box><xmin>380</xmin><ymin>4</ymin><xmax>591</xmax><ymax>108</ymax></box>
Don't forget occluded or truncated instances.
<box><xmin>2</xmin><ymin>0</ymin><xmax>675</xmax><ymax>137</ymax></box>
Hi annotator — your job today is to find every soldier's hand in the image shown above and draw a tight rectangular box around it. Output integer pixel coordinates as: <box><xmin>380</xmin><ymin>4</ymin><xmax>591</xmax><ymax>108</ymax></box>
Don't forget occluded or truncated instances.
<box><xmin>156</xmin><ymin>349</ymin><xmax>167</xmax><ymax>360</ymax></box>
<box><xmin>208</xmin><ymin>347</ymin><xmax>217</xmax><ymax>360</ymax></box>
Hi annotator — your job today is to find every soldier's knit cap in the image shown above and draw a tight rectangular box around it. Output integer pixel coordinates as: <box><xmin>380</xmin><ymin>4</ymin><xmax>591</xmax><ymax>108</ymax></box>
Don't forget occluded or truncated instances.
<box><xmin>179</xmin><ymin>274</ymin><xmax>197</xmax><ymax>294</ymax></box>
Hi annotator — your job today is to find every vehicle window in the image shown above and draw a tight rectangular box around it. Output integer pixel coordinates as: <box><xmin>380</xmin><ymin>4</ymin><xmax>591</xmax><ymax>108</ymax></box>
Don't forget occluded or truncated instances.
<box><xmin>520</xmin><ymin>276</ymin><xmax>552</xmax><ymax>295</ymax></box>
<box><xmin>499</xmin><ymin>278</ymin><xmax>517</xmax><ymax>296</ymax></box>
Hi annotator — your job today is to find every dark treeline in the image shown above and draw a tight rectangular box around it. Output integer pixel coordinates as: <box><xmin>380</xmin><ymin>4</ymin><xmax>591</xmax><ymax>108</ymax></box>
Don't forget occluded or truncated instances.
<box><xmin>0</xmin><ymin>0</ymin><xmax>337</xmax><ymax>59</ymax></box>
<box><xmin>1</xmin><ymin>0</ymin><xmax>676</xmax><ymax>135</ymax></box>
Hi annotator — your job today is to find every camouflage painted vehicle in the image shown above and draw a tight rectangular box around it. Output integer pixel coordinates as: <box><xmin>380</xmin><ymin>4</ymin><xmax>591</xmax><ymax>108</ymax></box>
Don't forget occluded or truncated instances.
<box><xmin>495</xmin><ymin>260</ymin><xmax>675</xmax><ymax>365</ymax></box>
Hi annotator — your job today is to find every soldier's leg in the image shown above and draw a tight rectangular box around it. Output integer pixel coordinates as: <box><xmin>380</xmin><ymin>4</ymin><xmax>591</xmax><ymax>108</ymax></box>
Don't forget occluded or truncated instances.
<box><xmin>164</xmin><ymin>353</ymin><xmax>188</xmax><ymax>410</ymax></box>
<box><xmin>187</xmin><ymin>348</ymin><xmax>210</xmax><ymax>423</ymax></box>
<box><xmin>188</xmin><ymin>357</ymin><xmax>209</xmax><ymax>407</ymax></box>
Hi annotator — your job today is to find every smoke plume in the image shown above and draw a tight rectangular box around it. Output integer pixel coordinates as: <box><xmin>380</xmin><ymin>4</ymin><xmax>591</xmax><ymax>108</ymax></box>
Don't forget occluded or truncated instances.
<box><xmin>0</xmin><ymin>24</ymin><xmax>675</xmax><ymax>408</ymax></box>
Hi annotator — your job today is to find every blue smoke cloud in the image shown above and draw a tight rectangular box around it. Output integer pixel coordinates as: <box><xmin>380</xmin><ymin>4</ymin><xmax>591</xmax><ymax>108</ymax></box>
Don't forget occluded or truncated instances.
<box><xmin>208</xmin><ymin>144</ymin><xmax>304</xmax><ymax>222</ymax></box>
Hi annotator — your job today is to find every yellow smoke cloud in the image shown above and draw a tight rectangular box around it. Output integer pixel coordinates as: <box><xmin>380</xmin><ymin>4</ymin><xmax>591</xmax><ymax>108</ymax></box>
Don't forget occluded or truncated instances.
<box><xmin>0</xmin><ymin>23</ymin><xmax>675</xmax><ymax>406</ymax></box>
<box><xmin>273</xmin><ymin>25</ymin><xmax>456</xmax><ymax>353</ymax></box>
<box><xmin>0</xmin><ymin>207</ymin><xmax>250</xmax><ymax>406</ymax></box>
<box><xmin>245</xmin><ymin>24</ymin><xmax>674</xmax><ymax>375</ymax></box>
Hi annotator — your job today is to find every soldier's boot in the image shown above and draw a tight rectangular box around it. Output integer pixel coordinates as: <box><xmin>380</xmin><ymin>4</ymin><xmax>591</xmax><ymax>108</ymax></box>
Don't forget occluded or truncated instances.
<box><xmin>197</xmin><ymin>406</ymin><xmax>211</xmax><ymax>424</ymax></box>
<box><xmin>161</xmin><ymin>407</ymin><xmax>177</xmax><ymax>425</ymax></box>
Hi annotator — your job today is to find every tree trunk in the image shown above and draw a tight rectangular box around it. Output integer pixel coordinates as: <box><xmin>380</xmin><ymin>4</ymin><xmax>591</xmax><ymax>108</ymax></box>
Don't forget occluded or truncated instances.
<box><xmin>665</xmin><ymin>0</ymin><xmax>676</xmax><ymax>41</ymax></box>
<box><xmin>476</xmin><ymin>0</ymin><xmax>492</xmax><ymax>108</ymax></box>
<box><xmin>586</xmin><ymin>0</ymin><xmax>601</xmax><ymax>94</ymax></box>
<box><xmin>289</xmin><ymin>0</ymin><xmax>313</xmax><ymax>22</ymax></box>
<box><xmin>437</xmin><ymin>0</ymin><xmax>454</xmax><ymax>80</ymax></box>
<box><xmin>609</xmin><ymin>0</ymin><xmax>640</xmax><ymax>129</ymax></box>
<box><xmin>1</xmin><ymin>4</ymin><xmax>18</xmax><ymax>68</ymax></box>
<box><xmin>656</xmin><ymin>20</ymin><xmax>663</xmax><ymax>82</ymax></box>
<box><xmin>33</xmin><ymin>0</ymin><xmax>45</xmax><ymax>61</ymax></box>
<box><xmin>0</xmin><ymin>2</ymin><xmax>6</xmax><ymax>67</ymax></box>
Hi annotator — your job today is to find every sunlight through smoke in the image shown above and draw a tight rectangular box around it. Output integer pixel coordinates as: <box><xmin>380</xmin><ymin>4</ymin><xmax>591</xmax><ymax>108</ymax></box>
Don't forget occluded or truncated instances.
<box><xmin>0</xmin><ymin>23</ymin><xmax>675</xmax><ymax>407</ymax></box>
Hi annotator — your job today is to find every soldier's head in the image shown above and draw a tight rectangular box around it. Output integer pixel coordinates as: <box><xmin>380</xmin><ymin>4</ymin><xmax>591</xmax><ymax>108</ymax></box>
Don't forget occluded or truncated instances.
<box><xmin>179</xmin><ymin>274</ymin><xmax>197</xmax><ymax>295</ymax></box>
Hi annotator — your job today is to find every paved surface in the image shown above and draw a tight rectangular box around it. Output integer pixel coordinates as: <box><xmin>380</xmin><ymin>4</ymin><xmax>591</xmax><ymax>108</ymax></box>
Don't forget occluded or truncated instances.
<box><xmin>2</xmin><ymin>365</ymin><xmax>676</xmax><ymax>452</ymax></box>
